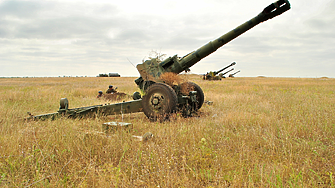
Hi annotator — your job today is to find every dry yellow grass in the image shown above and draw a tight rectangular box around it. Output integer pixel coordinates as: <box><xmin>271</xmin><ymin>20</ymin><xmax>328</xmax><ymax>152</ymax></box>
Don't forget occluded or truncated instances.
<box><xmin>0</xmin><ymin>76</ymin><xmax>334</xmax><ymax>187</ymax></box>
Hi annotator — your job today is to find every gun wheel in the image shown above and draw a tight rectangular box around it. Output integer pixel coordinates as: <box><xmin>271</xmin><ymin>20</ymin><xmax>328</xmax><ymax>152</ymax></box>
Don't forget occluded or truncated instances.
<box><xmin>142</xmin><ymin>83</ymin><xmax>178</xmax><ymax>120</ymax></box>
<box><xmin>180</xmin><ymin>82</ymin><xmax>204</xmax><ymax>110</ymax></box>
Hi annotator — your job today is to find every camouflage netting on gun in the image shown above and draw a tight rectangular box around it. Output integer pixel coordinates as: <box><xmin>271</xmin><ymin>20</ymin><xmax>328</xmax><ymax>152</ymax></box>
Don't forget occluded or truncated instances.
<box><xmin>159</xmin><ymin>72</ymin><xmax>195</xmax><ymax>95</ymax></box>
<box><xmin>160</xmin><ymin>72</ymin><xmax>185</xmax><ymax>86</ymax></box>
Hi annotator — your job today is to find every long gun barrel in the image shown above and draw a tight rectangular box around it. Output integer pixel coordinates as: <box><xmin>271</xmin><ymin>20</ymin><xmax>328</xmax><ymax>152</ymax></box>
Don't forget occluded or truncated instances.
<box><xmin>164</xmin><ymin>0</ymin><xmax>291</xmax><ymax>73</ymax></box>
<box><xmin>222</xmin><ymin>68</ymin><xmax>235</xmax><ymax>76</ymax></box>
<box><xmin>213</xmin><ymin>62</ymin><xmax>236</xmax><ymax>75</ymax></box>
<box><xmin>232</xmin><ymin>70</ymin><xmax>241</xmax><ymax>76</ymax></box>
<box><xmin>135</xmin><ymin>0</ymin><xmax>290</xmax><ymax>88</ymax></box>
<box><xmin>229</xmin><ymin>70</ymin><xmax>241</xmax><ymax>77</ymax></box>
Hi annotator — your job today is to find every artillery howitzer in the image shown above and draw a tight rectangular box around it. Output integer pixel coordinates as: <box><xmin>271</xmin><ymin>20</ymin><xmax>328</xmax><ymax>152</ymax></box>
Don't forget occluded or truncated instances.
<box><xmin>28</xmin><ymin>0</ymin><xmax>290</xmax><ymax>121</ymax></box>
<box><xmin>203</xmin><ymin>62</ymin><xmax>236</xmax><ymax>80</ymax></box>
<box><xmin>219</xmin><ymin>68</ymin><xmax>235</xmax><ymax>78</ymax></box>
<box><xmin>229</xmin><ymin>70</ymin><xmax>241</xmax><ymax>78</ymax></box>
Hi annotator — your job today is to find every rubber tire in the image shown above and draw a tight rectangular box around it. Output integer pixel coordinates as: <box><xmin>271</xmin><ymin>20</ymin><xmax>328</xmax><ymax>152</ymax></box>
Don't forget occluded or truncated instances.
<box><xmin>180</xmin><ymin>82</ymin><xmax>204</xmax><ymax>110</ymax></box>
<box><xmin>142</xmin><ymin>83</ymin><xmax>178</xmax><ymax>120</ymax></box>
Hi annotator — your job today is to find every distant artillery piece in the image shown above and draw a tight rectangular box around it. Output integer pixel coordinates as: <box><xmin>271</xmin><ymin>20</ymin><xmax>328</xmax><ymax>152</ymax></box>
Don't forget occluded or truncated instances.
<box><xmin>203</xmin><ymin>62</ymin><xmax>236</xmax><ymax>80</ymax></box>
<box><xmin>228</xmin><ymin>70</ymin><xmax>241</xmax><ymax>78</ymax></box>
<box><xmin>219</xmin><ymin>68</ymin><xmax>235</xmax><ymax>78</ymax></box>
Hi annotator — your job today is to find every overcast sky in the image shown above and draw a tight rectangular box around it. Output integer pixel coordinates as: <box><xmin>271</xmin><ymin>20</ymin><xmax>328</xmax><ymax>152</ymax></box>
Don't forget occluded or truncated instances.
<box><xmin>0</xmin><ymin>0</ymin><xmax>334</xmax><ymax>78</ymax></box>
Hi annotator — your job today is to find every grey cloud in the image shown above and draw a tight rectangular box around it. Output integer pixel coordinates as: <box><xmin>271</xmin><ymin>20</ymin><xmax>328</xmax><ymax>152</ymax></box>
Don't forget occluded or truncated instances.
<box><xmin>0</xmin><ymin>0</ymin><xmax>43</xmax><ymax>18</ymax></box>
<box><xmin>304</xmin><ymin>0</ymin><xmax>335</xmax><ymax>32</ymax></box>
<box><xmin>15</xmin><ymin>17</ymin><xmax>116</xmax><ymax>39</ymax></box>
<box><xmin>1</xmin><ymin>0</ymin><xmax>334</xmax><ymax>77</ymax></box>
<box><xmin>0</xmin><ymin>1</ymin><xmax>122</xmax><ymax>40</ymax></box>
<box><xmin>116</xmin><ymin>29</ymin><xmax>149</xmax><ymax>42</ymax></box>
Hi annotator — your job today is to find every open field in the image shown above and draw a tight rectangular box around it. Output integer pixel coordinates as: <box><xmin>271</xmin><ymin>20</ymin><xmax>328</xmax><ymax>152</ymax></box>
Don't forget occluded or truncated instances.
<box><xmin>0</xmin><ymin>75</ymin><xmax>335</xmax><ymax>187</ymax></box>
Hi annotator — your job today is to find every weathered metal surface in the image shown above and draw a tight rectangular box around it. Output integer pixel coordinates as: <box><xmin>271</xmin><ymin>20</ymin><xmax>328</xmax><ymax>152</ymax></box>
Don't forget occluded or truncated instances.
<box><xmin>28</xmin><ymin>99</ymin><xmax>143</xmax><ymax>120</ymax></box>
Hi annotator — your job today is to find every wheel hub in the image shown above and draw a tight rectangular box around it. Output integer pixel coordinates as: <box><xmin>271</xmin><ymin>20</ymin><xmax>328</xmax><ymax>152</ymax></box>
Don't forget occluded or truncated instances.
<box><xmin>150</xmin><ymin>94</ymin><xmax>164</xmax><ymax>109</ymax></box>
<box><xmin>152</xmin><ymin>97</ymin><xmax>159</xmax><ymax>105</ymax></box>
